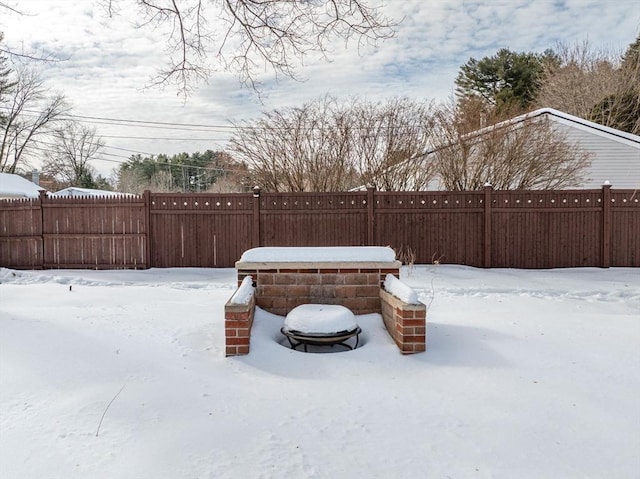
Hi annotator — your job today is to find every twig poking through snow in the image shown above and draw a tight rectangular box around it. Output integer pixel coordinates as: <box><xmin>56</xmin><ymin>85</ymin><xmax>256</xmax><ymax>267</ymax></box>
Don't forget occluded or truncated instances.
<box><xmin>96</xmin><ymin>383</ymin><xmax>126</xmax><ymax>437</ymax></box>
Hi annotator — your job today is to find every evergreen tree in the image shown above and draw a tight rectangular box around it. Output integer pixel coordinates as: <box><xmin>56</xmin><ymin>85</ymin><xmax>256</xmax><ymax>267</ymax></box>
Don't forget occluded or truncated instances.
<box><xmin>455</xmin><ymin>48</ymin><xmax>557</xmax><ymax>112</ymax></box>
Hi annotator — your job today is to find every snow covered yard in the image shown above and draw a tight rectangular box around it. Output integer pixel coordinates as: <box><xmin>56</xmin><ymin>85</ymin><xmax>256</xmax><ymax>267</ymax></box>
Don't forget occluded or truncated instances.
<box><xmin>0</xmin><ymin>265</ymin><xmax>638</xmax><ymax>479</ymax></box>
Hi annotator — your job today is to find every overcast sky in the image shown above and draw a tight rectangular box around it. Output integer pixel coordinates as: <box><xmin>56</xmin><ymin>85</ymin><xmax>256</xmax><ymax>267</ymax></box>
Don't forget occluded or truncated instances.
<box><xmin>2</xmin><ymin>0</ymin><xmax>639</xmax><ymax>178</ymax></box>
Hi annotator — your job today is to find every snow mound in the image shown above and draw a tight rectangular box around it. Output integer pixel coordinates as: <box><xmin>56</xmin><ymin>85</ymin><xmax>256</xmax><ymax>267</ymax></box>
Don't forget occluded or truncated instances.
<box><xmin>239</xmin><ymin>246</ymin><xmax>396</xmax><ymax>263</ymax></box>
<box><xmin>283</xmin><ymin>304</ymin><xmax>358</xmax><ymax>334</ymax></box>
<box><xmin>228</xmin><ymin>276</ymin><xmax>254</xmax><ymax>305</ymax></box>
<box><xmin>384</xmin><ymin>273</ymin><xmax>420</xmax><ymax>304</ymax></box>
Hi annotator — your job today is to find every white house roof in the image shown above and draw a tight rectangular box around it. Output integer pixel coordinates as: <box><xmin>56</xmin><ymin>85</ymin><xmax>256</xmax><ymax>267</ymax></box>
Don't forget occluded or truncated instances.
<box><xmin>481</xmin><ymin>108</ymin><xmax>640</xmax><ymax>149</ymax></box>
<box><xmin>51</xmin><ymin>187</ymin><xmax>132</xmax><ymax>197</ymax></box>
<box><xmin>0</xmin><ymin>173</ymin><xmax>46</xmax><ymax>198</ymax></box>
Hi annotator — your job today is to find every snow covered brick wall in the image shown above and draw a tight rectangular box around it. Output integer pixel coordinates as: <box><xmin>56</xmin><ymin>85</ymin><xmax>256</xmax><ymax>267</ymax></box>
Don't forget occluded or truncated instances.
<box><xmin>225</xmin><ymin>276</ymin><xmax>256</xmax><ymax>356</ymax></box>
<box><xmin>236</xmin><ymin>247</ymin><xmax>401</xmax><ymax>316</ymax></box>
<box><xmin>380</xmin><ymin>278</ymin><xmax>426</xmax><ymax>354</ymax></box>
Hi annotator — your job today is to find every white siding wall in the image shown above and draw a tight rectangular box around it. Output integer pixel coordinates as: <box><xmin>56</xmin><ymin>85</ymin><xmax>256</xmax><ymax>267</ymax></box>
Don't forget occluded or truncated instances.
<box><xmin>552</xmin><ymin>119</ymin><xmax>640</xmax><ymax>189</ymax></box>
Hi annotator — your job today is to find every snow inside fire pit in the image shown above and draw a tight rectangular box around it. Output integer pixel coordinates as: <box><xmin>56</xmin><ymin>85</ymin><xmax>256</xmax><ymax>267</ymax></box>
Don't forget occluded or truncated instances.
<box><xmin>283</xmin><ymin>304</ymin><xmax>358</xmax><ymax>334</ymax></box>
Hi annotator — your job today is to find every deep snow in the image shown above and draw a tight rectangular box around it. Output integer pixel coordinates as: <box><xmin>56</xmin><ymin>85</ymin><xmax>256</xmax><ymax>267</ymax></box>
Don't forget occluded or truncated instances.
<box><xmin>0</xmin><ymin>265</ymin><xmax>638</xmax><ymax>479</ymax></box>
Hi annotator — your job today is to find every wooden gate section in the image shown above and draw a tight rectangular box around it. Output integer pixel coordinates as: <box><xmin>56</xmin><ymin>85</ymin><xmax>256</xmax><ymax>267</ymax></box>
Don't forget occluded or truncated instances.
<box><xmin>41</xmin><ymin>193</ymin><xmax>147</xmax><ymax>269</ymax></box>
<box><xmin>149</xmin><ymin>193</ymin><xmax>254</xmax><ymax>267</ymax></box>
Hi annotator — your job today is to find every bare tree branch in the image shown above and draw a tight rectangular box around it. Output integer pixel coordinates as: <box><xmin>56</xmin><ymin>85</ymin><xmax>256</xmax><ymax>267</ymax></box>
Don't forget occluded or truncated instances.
<box><xmin>105</xmin><ymin>0</ymin><xmax>397</xmax><ymax>96</ymax></box>
<box><xmin>42</xmin><ymin>122</ymin><xmax>105</xmax><ymax>187</ymax></box>
<box><xmin>0</xmin><ymin>65</ymin><xmax>69</xmax><ymax>173</ymax></box>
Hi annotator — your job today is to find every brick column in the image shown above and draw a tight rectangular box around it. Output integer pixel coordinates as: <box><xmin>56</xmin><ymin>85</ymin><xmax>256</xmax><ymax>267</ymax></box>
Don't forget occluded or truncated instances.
<box><xmin>380</xmin><ymin>288</ymin><xmax>426</xmax><ymax>354</ymax></box>
<box><xmin>224</xmin><ymin>294</ymin><xmax>256</xmax><ymax>356</ymax></box>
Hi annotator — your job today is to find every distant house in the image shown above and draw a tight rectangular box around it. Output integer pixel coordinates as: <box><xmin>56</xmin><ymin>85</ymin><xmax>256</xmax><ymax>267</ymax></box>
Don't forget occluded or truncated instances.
<box><xmin>423</xmin><ymin>108</ymin><xmax>640</xmax><ymax>190</ymax></box>
<box><xmin>0</xmin><ymin>172</ymin><xmax>47</xmax><ymax>199</ymax></box>
<box><xmin>51</xmin><ymin>187</ymin><xmax>133</xmax><ymax>198</ymax></box>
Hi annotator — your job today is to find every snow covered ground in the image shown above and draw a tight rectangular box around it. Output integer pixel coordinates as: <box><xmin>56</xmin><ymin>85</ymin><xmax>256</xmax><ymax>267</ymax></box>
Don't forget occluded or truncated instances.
<box><xmin>1</xmin><ymin>265</ymin><xmax>638</xmax><ymax>478</ymax></box>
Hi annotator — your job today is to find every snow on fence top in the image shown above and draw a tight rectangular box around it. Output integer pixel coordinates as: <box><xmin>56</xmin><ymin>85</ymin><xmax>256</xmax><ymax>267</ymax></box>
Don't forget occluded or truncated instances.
<box><xmin>384</xmin><ymin>274</ymin><xmax>420</xmax><ymax>305</ymax></box>
<box><xmin>238</xmin><ymin>246</ymin><xmax>397</xmax><ymax>263</ymax></box>
<box><xmin>228</xmin><ymin>275</ymin><xmax>255</xmax><ymax>305</ymax></box>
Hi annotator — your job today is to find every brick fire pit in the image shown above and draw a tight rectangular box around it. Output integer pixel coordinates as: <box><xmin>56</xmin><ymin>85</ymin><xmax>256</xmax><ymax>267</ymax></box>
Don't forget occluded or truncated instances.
<box><xmin>224</xmin><ymin>246</ymin><xmax>427</xmax><ymax>356</ymax></box>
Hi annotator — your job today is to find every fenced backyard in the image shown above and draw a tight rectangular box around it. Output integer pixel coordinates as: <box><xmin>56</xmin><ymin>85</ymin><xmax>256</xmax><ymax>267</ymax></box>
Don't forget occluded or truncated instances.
<box><xmin>1</xmin><ymin>185</ymin><xmax>638</xmax><ymax>269</ymax></box>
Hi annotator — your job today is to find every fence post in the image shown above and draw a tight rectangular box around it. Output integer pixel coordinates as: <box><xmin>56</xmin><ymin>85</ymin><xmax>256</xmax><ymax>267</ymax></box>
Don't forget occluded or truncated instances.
<box><xmin>143</xmin><ymin>190</ymin><xmax>152</xmax><ymax>268</ymax></box>
<box><xmin>367</xmin><ymin>186</ymin><xmax>376</xmax><ymax>246</ymax></box>
<box><xmin>38</xmin><ymin>189</ymin><xmax>46</xmax><ymax>269</ymax></box>
<box><xmin>483</xmin><ymin>184</ymin><xmax>493</xmax><ymax>268</ymax></box>
<box><xmin>252</xmin><ymin>186</ymin><xmax>261</xmax><ymax>248</ymax></box>
<box><xmin>602</xmin><ymin>183</ymin><xmax>611</xmax><ymax>268</ymax></box>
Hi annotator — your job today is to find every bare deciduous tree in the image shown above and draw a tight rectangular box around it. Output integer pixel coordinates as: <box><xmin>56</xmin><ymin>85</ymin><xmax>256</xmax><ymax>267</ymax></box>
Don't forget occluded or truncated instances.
<box><xmin>42</xmin><ymin>122</ymin><xmax>105</xmax><ymax>187</ymax></box>
<box><xmin>536</xmin><ymin>39</ymin><xmax>639</xmax><ymax>134</ymax></box>
<box><xmin>0</xmin><ymin>64</ymin><xmax>68</xmax><ymax>173</ymax></box>
<box><xmin>230</xmin><ymin>96</ymin><xmax>357</xmax><ymax>191</ymax></box>
<box><xmin>350</xmin><ymin>97</ymin><xmax>436</xmax><ymax>190</ymax></box>
<box><xmin>429</xmin><ymin>102</ymin><xmax>591</xmax><ymax>190</ymax></box>
<box><xmin>101</xmin><ymin>0</ymin><xmax>396</xmax><ymax>95</ymax></box>
<box><xmin>230</xmin><ymin>96</ymin><xmax>437</xmax><ymax>192</ymax></box>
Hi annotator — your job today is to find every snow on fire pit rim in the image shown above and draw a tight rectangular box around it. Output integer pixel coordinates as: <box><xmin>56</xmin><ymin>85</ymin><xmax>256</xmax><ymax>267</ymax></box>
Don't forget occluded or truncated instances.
<box><xmin>283</xmin><ymin>304</ymin><xmax>358</xmax><ymax>334</ymax></box>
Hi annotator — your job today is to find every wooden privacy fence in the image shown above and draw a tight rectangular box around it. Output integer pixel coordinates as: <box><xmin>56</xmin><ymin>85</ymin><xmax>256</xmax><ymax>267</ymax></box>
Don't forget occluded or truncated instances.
<box><xmin>1</xmin><ymin>185</ymin><xmax>638</xmax><ymax>269</ymax></box>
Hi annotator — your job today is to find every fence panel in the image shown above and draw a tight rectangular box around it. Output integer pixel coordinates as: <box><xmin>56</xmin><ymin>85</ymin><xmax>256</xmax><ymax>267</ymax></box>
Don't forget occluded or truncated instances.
<box><xmin>150</xmin><ymin>193</ymin><xmax>254</xmax><ymax>267</ymax></box>
<box><xmin>259</xmin><ymin>192</ymin><xmax>368</xmax><ymax>248</ymax></box>
<box><xmin>41</xmin><ymin>195</ymin><xmax>147</xmax><ymax>269</ymax></box>
<box><xmin>374</xmin><ymin>191</ymin><xmax>485</xmax><ymax>266</ymax></box>
<box><xmin>610</xmin><ymin>190</ymin><xmax>640</xmax><ymax>266</ymax></box>
<box><xmin>490</xmin><ymin>190</ymin><xmax>603</xmax><ymax>268</ymax></box>
<box><xmin>0</xmin><ymin>198</ymin><xmax>43</xmax><ymax>269</ymax></box>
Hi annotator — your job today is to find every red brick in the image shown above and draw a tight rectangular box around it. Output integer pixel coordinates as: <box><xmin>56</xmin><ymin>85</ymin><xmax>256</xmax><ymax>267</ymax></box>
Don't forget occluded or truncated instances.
<box><xmin>286</xmin><ymin>284</ymin><xmax>311</xmax><ymax>296</ymax></box>
<box><xmin>414</xmin><ymin>326</ymin><xmax>426</xmax><ymax>335</ymax></box>
<box><xmin>400</xmin><ymin>309</ymin><xmax>417</xmax><ymax>319</ymax></box>
<box><xmin>298</xmin><ymin>273</ymin><xmax>321</xmax><ymax>285</ymax></box>
<box><xmin>366</xmin><ymin>273</ymin><xmax>381</xmax><ymax>284</ymax></box>
<box><xmin>225</xmin><ymin>328</ymin><xmax>238</xmax><ymax>337</ymax></box>
<box><xmin>404</xmin><ymin>335</ymin><xmax>426</xmax><ymax>343</ymax></box>
<box><xmin>356</xmin><ymin>285</ymin><xmax>380</xmax><ymax>297</ymax></box>
<box><xmin>412</xmin><ymin>309</ymin><xmax>426</xmax><ymax>319</ymax></box>
<box><xmin>279</xmin><ymin>268</ymin><xmax>300</xmax><ymax>273</ymax></box>
<box><xmin>226</xmin><ymin>337</ymin><xmax>250</xmax><ymax>346</ymax></box>
<box><xmin>319</xmin><ymin>269</ymin><xmax>339</xmax><ymax>273</ymax></box>
<box><xmin>338</xmin><ymin>268</ymin><xmax>359</xmax><ymax>273</ymax></box>
<box><xmin>256</xmin><ymin>297</ymin><xmax>273</xmax><ymax>309</ymax></box>
<box><xmin>321</xmin><ymin>274</ymin><xmax>343</xmax><ymax>285</ymax></box>
<box><xmin>262</xmin><ymin>285</ymin><xmax>287</xmax><ymax>296</ymax></box>
<box><xmin>259</xmin><ymin>273</ymin><xmax>274</xmax><ymax>285</ymax></box>
<box><xmin>224</xmin><ymin>320</ymin><xmax>250</xmax><ymax>328</ymax></box>
<box><xmin>226</xmin><ymin>346</ymin><xmax>238</xmax><ymax>356</ymax></box>
<box><xmin>236</xmin><ymin>345</ymin><xmax>250</xmax><ymax>355</ymax></box>
<box><xmin>274</xmin><ymin>273</ymin><xmax>297</xmax><ymax>284</ymax></box>
<box><xmin>343</xmin><ymin>273</ymin><xmax>368</xmax><ymax>285</ymax></box>
<box><xmin>225</xmin><ymin>312</ymin><xmax>249</xmax><ymax>321</ymax></box>
<box><xmin>402</xmin><ymin>319</ymin><xmax>425</xmax><ymax>327</ymax></box>
<box><xmin>380</xmin><ymin>269</ymin><xmax>400</xmax><ymax>275</ymax></box>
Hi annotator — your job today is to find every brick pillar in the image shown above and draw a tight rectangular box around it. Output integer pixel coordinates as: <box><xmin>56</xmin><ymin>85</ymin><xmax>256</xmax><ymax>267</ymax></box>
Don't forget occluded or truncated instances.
<box><xmin>224</xmin><ymin>295</ymin><xmax>255</xmax><ymax>356</ymax></box>
<box><xmin>380</xmin><ymin>288</ymin><xmax>426</xmax><ymax>354</ymax></box>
